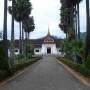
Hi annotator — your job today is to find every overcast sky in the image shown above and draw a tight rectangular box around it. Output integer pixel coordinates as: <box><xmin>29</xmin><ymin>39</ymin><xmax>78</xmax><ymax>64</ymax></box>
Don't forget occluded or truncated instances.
<box><xmin>0</xmin><ymin>0</ymin><xmax>86</xmax><ymax>39</ymax></box>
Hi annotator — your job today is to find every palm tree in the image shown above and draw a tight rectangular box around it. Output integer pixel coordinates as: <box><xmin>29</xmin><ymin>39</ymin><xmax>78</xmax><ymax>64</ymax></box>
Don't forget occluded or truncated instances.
<box><xmin>59</xmin><ymin>0</ymin><xmax>82</xmax><ymax>40</ymax></box>
<box><xmin>85</xmin><ymin>0</ymin><xmax>90</xmax><ymax>59</ymax></box>
<box><xmin>24</xmin><ymin>16</ymin><xmax>35</xmax><ymax>39</ymax></box>
<box><xmin>23</xmin><ymin>16</ymin><xmax>35</xmax><ymax>58</ymax></box>
<box><xmin>3</xmin><ymin>0</ymin><xmax>9</xmax><ymax>69</ymax></box>
<box><xmin>10</xmin><ymin>0</ymin><xmax>16</xmax><ymax>66</ymax></box>
<box><xmin>77</xmin><ymin>0</ymin><xmax>80</xmax><ymax>39</ymax></box>
<box><xmin>9</xmin><ymin>0</ymin><xmax>32</xmax><ymax>55</ymax></box>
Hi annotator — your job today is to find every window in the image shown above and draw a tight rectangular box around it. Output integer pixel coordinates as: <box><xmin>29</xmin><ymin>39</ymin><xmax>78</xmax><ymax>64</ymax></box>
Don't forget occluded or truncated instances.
<box><xmin>15</xmin><ymin>49</ymin><xmax>18</xmax><ymax>52</ymax></box>
<box><xmin>28</xmin><ymin>51</ymin><xmax>31</xmax><ymax>53</ymax></box>
<box><xmin>59</xmin><ymin>49</ymin><xmax>61</xmax><ymax>52</ymax></box>
<box><xmin>35</xmin><ymin>50</ymin><xmax>39</xmax><ymax>52</ymax></box>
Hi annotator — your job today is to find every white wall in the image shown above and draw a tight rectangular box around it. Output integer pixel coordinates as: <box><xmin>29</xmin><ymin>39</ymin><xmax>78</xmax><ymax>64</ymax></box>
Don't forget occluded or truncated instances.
<box><xmin>41</xmin><ymin>44</ymin><xmax>58</xmax><ymax>55</ymax></box>
<box><xmin>57</xmin><ymin>48</ymin><xmax>62</xmax><ymax>55</ymax></box>
<box><xmin>14</xmin><ymin>48</ymin><xmax>19</xmax><ymax>55</ymax></box>
<box><xmin>34</xmin><ymin>44</ymin><xmax>62</xmax><ymax>55</ymax></box>
<box><xmin>8</xmin><ymin>47</ymin><xmax>62</xmax><ymax>56</ymax></box>
<box><xmin>34</xmin><ymin>48</ymin><xmax>41</xmax><ymax>55</ymax></box>
<box><xmin>8</xmin><ymin>48</ymin><xmax>19</xmax><ymax>57</ymax></box>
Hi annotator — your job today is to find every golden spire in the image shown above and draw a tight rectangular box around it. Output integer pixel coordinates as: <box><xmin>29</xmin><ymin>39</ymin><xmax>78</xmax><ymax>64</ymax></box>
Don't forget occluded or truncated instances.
<box><xmin>48</xmin><ymin>24</ymin><xmax>50</xmax><ymax>36</ymax></box>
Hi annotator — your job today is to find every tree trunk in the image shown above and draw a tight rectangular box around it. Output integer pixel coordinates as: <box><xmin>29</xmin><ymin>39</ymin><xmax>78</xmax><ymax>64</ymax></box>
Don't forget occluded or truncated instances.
<box><xmin>28</xmin><ymin>32</ymin><xmax>29</xmax><ymax>40</ymax></box>
<box><xmin>75</xmin><ymin>5</ymin><xmax>78</xmax><ymax>39</ymax></box>
<box><xmin>77</xmin><ymin>1</ymin><xmax>80</xmax><ymax>39</ymax></box>
<box><xmin>25</xmin><ymin>32</ymin><xmax>28</xmax><ymax>59</ymax></box>
<box><xmin>69</xmin><ymin>6</ymin><xmax>75</xmax><ymax>40</ymax></box>
<box><xmin>3</xmin><ymin>0</ymin><xmax>9</xmax><ymax>69</ymax></box>
<box><xmin>10</xmin><ymin>0</ymin><xmax>16</xmax><ymax>67</ymax></box>
<box><xmin>66</xmin><ymin>33</ymin><xmax>68</xmax><ymax>39</ymax></box>
<box><xmin>85</xmin><ymin>0</ymin><xmax>90</xmax><ymax>59</ymax></box>
<box><xmin>19</xmin><ymin>22</ymin><xmax>22</xmax><ymax>54</ymax></box>
<box><xmin>22</xmin><ymin>22</ymin><xmax>24</xmax><ymax>55</ymax></box>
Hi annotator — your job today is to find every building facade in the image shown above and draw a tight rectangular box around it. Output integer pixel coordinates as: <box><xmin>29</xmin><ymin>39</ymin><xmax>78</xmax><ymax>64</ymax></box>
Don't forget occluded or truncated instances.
<box><xmin>8</xmin><ymin>30</ymin><xmax>62</xmax><ymax>56</ymax></box>
<box><xmin>30</xmin><ymin>30</ymin><xmax>62</xmax><ymax>55</ymax></box>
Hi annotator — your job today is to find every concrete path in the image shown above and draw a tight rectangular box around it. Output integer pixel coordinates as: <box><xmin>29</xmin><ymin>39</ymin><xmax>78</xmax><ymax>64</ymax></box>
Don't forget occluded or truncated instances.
<box><xmin>0</xmin><ymin>56</ymin><xmax>90</xmax><ymax>90</ymax></box>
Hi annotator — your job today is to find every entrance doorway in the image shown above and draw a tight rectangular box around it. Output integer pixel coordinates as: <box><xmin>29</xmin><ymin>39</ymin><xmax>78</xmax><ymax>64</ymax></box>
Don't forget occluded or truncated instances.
<box><xmin>47</xmin><ymin>48</ymin><xmax>51</xmax><ymax>54</ymax></box>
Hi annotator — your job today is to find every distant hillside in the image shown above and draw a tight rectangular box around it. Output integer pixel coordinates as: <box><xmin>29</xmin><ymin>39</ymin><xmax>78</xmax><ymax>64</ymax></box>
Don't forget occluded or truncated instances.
<box><xmin>80</xmin><ymin>32</ymin><xmax>86</xmax><ymax>40</ymax></box>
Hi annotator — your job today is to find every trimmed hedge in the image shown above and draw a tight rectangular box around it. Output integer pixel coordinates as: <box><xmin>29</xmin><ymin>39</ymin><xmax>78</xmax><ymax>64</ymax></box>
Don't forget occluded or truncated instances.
<box><xmin>0</xmin><ymin>57</ymin><xmax>41</xmax><ymax>81</ymax></box>
<box><xmin>0</xmin><ymin>41</ymin><xmax>9</xmax><ymax>70</ymax></box>
<box><xmin>58</xmin><ymin>57</ymin><xmax>90</xmax><ymax>78</ymax></box>
<box><xmin>9</xmin><ymin>57</ymin><xmax>41</xmax><ymax>73</ymax></box>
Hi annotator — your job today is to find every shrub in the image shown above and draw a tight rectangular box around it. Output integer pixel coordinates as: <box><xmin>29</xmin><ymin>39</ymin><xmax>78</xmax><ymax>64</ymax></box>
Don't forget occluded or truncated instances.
<box><xmin>17</xmin><ymin>54</ymin><xmax>25</xmax><ymax>60</ymax></box>
<box><xmin>85</xmin><ymin>54</ymin><xmax>90</xmax><ymax>69</ymax></box>
<box><xmin>62</xmin><ymin>40</ymin><xmax>84</xmax><ymax>63</ymax></box>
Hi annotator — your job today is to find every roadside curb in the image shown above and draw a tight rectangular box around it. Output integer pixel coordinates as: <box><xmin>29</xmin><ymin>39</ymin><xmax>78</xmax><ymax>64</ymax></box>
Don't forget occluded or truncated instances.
<box><xmin>0</xmin><ymin>60</ymin><xmax>41</xmax><ymax>87</ymax></box>
<box><xmin>57</xmin><ymin>59</ymin><xmax>90</xmax><ymax>87</ymax></box>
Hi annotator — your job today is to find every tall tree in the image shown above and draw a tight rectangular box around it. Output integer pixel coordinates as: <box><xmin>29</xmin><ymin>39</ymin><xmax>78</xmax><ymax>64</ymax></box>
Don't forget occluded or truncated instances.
<box><xmin>3</xmin><ymin>0</ymin><xmax>9</xmax><ymax>69</ymax></box>
<box><xmin>85</xmin><ymin>0</ymin><xmax>90</xmax><ymax>59</ymax></box>
<box><xmin>14</xmin><ymin>0</ymin><xmax>32</xmax><ymax>54</ymax></box>
<box><xmin>76</xmin><ymin>0</ymin><xmax>82</xmax><ymax>39</ymax></box>
<box><xmin>77</xmin><ymin>0</ymin><xmax>80</xmax><ymax>39</ymax></box>
<box><xmin>10</xmin><ymin>0</ymin><xmax>16</xmax><ymax>66</ymax></box>
<box><xmin>59</xmin><ymin>0</ymin><xmax>82</xmax><ymax>40</ymax></box>
<box><xmin>9</xmin><ymin>0</ymin><xmax>32</xmax><ymax>55</ymax></box>
<box><xmin>23</xmin><ymin>16</ymin><xmax>35</xmax><ymax>58</ymax></box>
<box><xmin>23</xmin><ymin>16</ymin><xmax>35</xmax><ymax>39</ymax></box>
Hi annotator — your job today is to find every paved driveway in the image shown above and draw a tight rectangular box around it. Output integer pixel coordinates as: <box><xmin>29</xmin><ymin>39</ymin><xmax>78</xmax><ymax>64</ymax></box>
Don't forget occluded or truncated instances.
<box><xmin>0</xmin><ymin>56</ymin><xmax>90</xmax><ymax>90</ymax></box>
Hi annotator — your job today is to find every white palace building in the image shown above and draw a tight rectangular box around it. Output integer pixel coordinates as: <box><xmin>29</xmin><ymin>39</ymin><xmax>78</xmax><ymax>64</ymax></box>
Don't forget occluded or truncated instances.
<box><xmin>31</xmin><ymin>30</ymin><xmax>62</xmax><ymax>55</ymax></box>
<box><xmin>10</xmin><ymin>28</ymin><xmax>63</xmax><ymax>56</ymax></box>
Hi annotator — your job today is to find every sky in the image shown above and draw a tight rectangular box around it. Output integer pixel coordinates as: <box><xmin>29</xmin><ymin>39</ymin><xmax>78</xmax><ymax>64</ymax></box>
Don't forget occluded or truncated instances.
<box><xmin>0</xmin><ymin>0</ymin><xmax>86</xmax><ymax>39</ymax></box>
